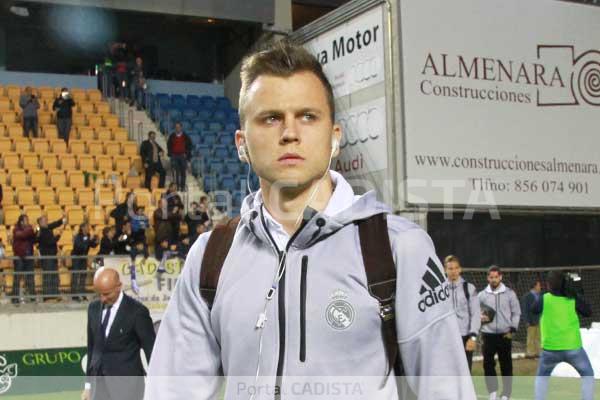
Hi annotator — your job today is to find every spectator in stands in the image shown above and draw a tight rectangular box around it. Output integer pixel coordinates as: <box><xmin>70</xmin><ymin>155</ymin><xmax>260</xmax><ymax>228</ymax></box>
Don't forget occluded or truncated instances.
<box><xmin>532</xmin><ymin>271</ymin><xmax>594</xmax><ymax>400</ymax></box>
<box><xmin>176</xmin><ymin>235</ymin><xmax>191</xmax><ymax>259</ymax></box>
<box><xmin>52</xmin><ymin>87</ymin><xmax>76</xmax><ymax>143</ymax></box>
<box><xmin>114</xmin><ymin>221</ymin><xmax>134</xmax><ymax>255</ymax></box>
<box><xmin>19</xmin><ymin>87</ymin><xmax>40</xmax><ymax>138</ymax></box>
<box><xmin>167</xmin><ymin>122</ymin><xmax>192</xmax><ymax>191</ymax></box>
<box><xmin>99</xmin><ymin>226</ymin><xmax>116</xmax><ymax>256</ymax></box>
<box><xmin>0</xmin><ymin>183</ymin><xmax>4</xmax><ymax>225</ymax></box>
<box><xmin>110</xmin><ymin>191</ymin><xmax>136</xmax><ymax>236</ymax></box>
<box><xmin>444</xmin><ymin>255</ymin><xmax>481</xmax><ymax>372</ymax></box>
<box><xmin>130</xmin><ymin>207</ymin><xmax>149</xmax><ymax>261</ymax></box>
<box><xmin>188</xmin><ymin>223</ymin><xmax>206</xmax><ymax>247</ymax></box>
<box><xmin>153</xmin><ymin>198</ymin><xmax>178</xmax><ymax>261</ymax></box>
<box><xmin>185</xmin><ymin>201</ymin><xmax>210</xmax><ymax>235</ymax></box>
<box><xmin>71</xmin><ymin>223</ymin><xmax>99</xmax><ymax>301</ymax></box>
<box><xmin>36</xmin><ymin>215</ymin><xmax>66</xmax><ymax>300</ymax></box>
<box><xmin>11</xmin><ymin>215</ymin><xmax>36</xmax><ymax>304</ymax></box>
<box><xmin>140</xmin><ymin>131</ymin><xmax>166</xmax><ymax>190</ymax></box>
<box><xmin>130</xmin><ymin>56</ymin><xmax>147</xmax><ymax>109</ymax></box>
<box><xmin>478</xmin><ymin>266</ymin><xmax>521</xmax><ymax>400</ymax></box>
<box><xmin>521</xmin><ymin>279</ymin><xmax>542</xmax><ymax>359</ymax></box>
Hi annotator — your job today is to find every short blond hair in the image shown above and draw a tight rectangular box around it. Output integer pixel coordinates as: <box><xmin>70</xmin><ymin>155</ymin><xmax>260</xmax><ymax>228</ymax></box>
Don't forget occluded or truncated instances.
<box><xmin>444</xmin><ymin>255</ymin><xmax>461</xmax><ymax>266</ymax></box>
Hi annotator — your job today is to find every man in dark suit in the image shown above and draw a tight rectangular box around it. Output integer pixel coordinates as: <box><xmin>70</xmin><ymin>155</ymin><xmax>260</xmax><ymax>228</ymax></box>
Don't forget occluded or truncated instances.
<box><xmin>83</xmin><ymin>267</ymin><xmax>155</xmax><ymax>400</ymax></box>
<box><xmin>140</xmin><ymin>131</ymin><xmax>166</xmax><ymax>190</ymax></box>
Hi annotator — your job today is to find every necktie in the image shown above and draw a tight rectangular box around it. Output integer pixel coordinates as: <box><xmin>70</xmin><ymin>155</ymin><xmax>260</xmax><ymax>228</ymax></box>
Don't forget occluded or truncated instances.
<box><xmin>101</xmin><ymin>305</ymin><xmax>112</xmax><ymax>339</ymax></box>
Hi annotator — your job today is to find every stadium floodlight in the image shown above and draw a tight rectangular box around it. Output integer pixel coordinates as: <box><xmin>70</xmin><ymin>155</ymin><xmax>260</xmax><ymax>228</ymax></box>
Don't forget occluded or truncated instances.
<box><xmin>9</xmin><ymin>6</ymin><xmax>29</xmax><ymax>17</ymax></box>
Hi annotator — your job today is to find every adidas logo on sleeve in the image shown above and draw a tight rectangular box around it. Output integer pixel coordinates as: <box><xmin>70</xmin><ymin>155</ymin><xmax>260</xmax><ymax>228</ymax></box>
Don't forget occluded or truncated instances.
<box><xmin>417</xmin><ymin>258</ymin><xmax>450</xmax><ymax>312</ymax></box>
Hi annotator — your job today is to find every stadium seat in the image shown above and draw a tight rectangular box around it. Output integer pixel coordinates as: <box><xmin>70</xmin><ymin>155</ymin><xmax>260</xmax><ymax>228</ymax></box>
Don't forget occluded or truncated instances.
<box><xmin>96</xmin><ymin>129</ymin><xmax>112</xmax><ymax>142</ymax></box>
<box><xmin>203</xmin><ymin>176</ymin><xmax>217</xmax><ymax>192</ymax></box>
<box><xmin>103</xmin><ymin>115</ymin><xmax>119</xmax><ymax>128</ymax></box>
<box><xmin>57</xmin><ymin>226</ymin><xmax>73</xmax><ymax>249</ymax></box>
<box><xmin>69</xmin><ymin>139</ymin><xmax>86</xmax><ymax>154</ymax></box>
<box><xmin>96</xmin><ymin>155</ymin><xmax>113</xmax><ymax>171</ymax></box>
<box><xmin>213</xmin><ymin>145</ymin><xmax>229</xmax><ymax>160</ymax></box>
<box><xmin>67</xmin><ymin>171</ymin><xmax>85</xmax><ymax>188</ymax></box>
<box><xmin>104</xmin><ymin>142</ymin><xmax>120</xmax><ymax>155</ymax></box>
<box><xmin>87</xmin><ymin>206</ymin><xmax>106</xmax><ymax>226</ymax></box>
<box><xmin>151</xmin><ymin>189</ymin><xmax>166</xmax><ymax>206</ymax></box>
<box><xmin>37</xmin><ymin>187</ymin><xmax>56</xmax><ymax>207</ymax></box>
<box><xmin>42</xmin><ymin>125</ymin><xmax>58</xmax><ymax>139</ymax></box>
<box><xmin>39</xmin><ymin>88</ymin><xmax>55</xmax><ymax>100</ymax></box>
<box><xmin>0</xmin><ymin>98</ymin><xmax>12</xmax><ymax>112</ymax></box>
<box><xmin>87</xmin><ymin>90</ymin><xmax>102</xmax><ymax>102</ymax></box>
<box><xmin>79</xmin><ymin>102</ymin><xmax>95</xmax><ymax>114</ymax></box>
<box><xmin>1</xmin><ymin>111</ymin><xmax>17</xmax><ymax>123</ymax></box>
<box><xmin>209</xmin><ymin>161</ymin><xmax>225</xmax><ymax>175</ymax></box>
<box><xmin>77</xmin><ymin>188</ymin><xmax>94</xmax><ymax>208</ymax></box>
<box><xmin>95</xmin><ymin>102</ymin><xmax>110</xmax><ymax>114</ymax></box>
<box><xmin>87</xmin><ymin>140</ymin><xmax>104</xmax><ymax>156</ymax></box>
<box><xmin>32</xmin><ymin>138</ymin><xmax>49</xmax><ymax>153</ymax></box>
<box><xmin>0</xmin><ymin>137</ymin><xmax>11</xmax><ymax>153</ymax></box>
<box><xmin>21</xmin><ymin>153</ymin><xmax>39</xmax><ymax>170</ymax></box>
<box><xmin>30</xmin><ymin>171</ymin><xmax>48</xmax><ymax>189</ymax></box>
<box><xmin>3</xmin><ymin>153</ymin><xmax>20</xmax><ymax>170</ymax></box>
<box><xmin>113</xmin><ymin>129</ymin><xmax>128</xmax><ymax>142</ymax></box>
<box><xmin>6</xmin><ymin>124</ymin><xmax>22</xmax><ymax>138</ymax></box>
<box><xmin>87</xmin><ymin>115</ymin><xmax>103</xmax><ymax>127</ymax></box>
<box><xmin>16</xmin><ymin>187</ymin><xmax>35</xmax><ymax>206</ymax></box>
<box><xmin>45</xmin><ymin>205</ymin><xmax>63</xmax><ymax>223</ymax></box>
<box><xmin>59</xmin><ymin>154</ymin><xmax>76</xmax><ymax>170</ymax></box>
<box><xmin>96</xmin><ymin>187</ymin><xmax>115</xmax><ymax>206</ymax></box>
<box><xmin>4</xmin><ymin>205</ymin><xmax>21</xmax><ymax>226</ymax></box>
<box><xmin>14</xmin><ymin>138</ymin><xmax>31</xmax><ymax>153</ymax></box>
<box><xmin>50</xmin><ymin>139</ymin><xmax>67</xmax><ymax>154</ymax></box>
<box><xmin>41</xmin><ymin>154</ymin><xmax>58</xmax><ymax>170</ymax></box>
<box><xmin>66</xmin><ymin>206</ymin><xmax>85</xmax><ymax>226</ymax></box>
<box><xmin>219</xmin><ymin>175</ymin><xmax>236</xmax><ymax>193</ymax></box>
<box><xmin>122</xmin><ymin>142</ymin><xmax>138</xmax><ymax>157</ymax></box>
<box><xmin>114</xmin><ymin>156</ymin><xmax>130</xmax><ymax>173</ymax></box>
<box><xmin>77</xmin><ymin>155</ymin><xmax>95</xmax><ymax>171</ymax></box>
<box><xmin>23</xmin><ymin>205</ymin><xmax>42</xmax><ymax>223</ymax></box>
<box><xmin>72</xmin><ymin>114</ymin><xmax>86</xmax><ymax>126</ymax></box>
<box><xmin>78</xmin><ymin>127</ymin><xmax>95</xmax><ymax>141</ymax></box>
<box><xmin>57</xmin><ymin>187</ymin><xmax>75</xmax><ymax>206</ymax></box>
<box><xmin>49</xmin><ymin>170</ymin><xmax>66</xmax><ymax>188</ymax></box>
<box><xmin>103</xmin><ymin>172</ymin><xmax>122</xmax><ymax>187</ymax></box>
<box><xmin>9</xmin><ymin>170</ymin><xmax>27</xmax><ymax>187</ymax></box>
<box><xmin>125</xmin><ymin>175</ymin><xmax>141</xmax><ymax>189</ymax></box>
<box><xmin>1</xmin><ymin>186</ymin><xmax>14</xmax><ymax>205</ymax></box>
<box><xmin>213</xmin><ymin>110</ymin><xmax>227</xmax><ymax>121</ymax></box>
<box><xmin>225</xmin><ymin>159</ymin><xmax>243</xmax><ymax>175</ymax></box>
<box><xmin>38</xmin><ymin>113</ymin><xmax>52</xmax><ymax>125</ymax></box>
<box><xmin>133</xmin><ymin>188</ymin><xmax>151</xmax><ymax>207</ymax></box>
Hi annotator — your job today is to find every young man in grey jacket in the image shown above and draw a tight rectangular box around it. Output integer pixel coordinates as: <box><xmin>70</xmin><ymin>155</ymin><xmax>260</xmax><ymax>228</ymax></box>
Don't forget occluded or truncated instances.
<box><xmin>478</xmin><ymin>266</ymin><xmax>521</xmax><ymax>400</ymax></box>
<box><xmin>444</xmin><ymin>255</ymin><xmax>481</xmax><ymax>371</ymax></box>
<box><xmin>146</xmin><ymin>41</ymin><xmax>476</xmax><ymax>400</ymax></box>
<box><xmin>19</xmin><ymin>86</ymin><xmax>40</xmax><ymax>138</ymax></box>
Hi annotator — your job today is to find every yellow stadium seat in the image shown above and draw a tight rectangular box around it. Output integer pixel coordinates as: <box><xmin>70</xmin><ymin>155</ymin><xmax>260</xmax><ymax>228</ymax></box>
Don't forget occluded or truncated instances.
<box><xmin>23</xmin><ymin>205</ymin><xmax>42</xmax><ymax>223</ymax></box>
<box><xmin>13</xmin><ymin>138</ymin><xmax>31</xmax><ymax>153</ymax></box>
<box><xmin>113</xmin><ymin>156</ymin><xmax>130</xmax><ymax>173</ymax></box>
<box><xmin>6</xmin><ymin>86</ymin><xmax>21</xmax><ymax>97</ymax></box>
<box><xmin>50</xmin><ymin>139</ymin><xmax>67</xmax><ymax>154</ymax></box>
<box><xmin>87</xmin><ymin>90</ymin><xmax>102</xmax><ymax>102</ymax></box>
<box><xmin>2</xmin><ymin>186</ymin><xmax>15</xmax><ymax>205</ymax></box>
<box><xmin>16</xmin><ymin>187</ymin><xmax>35</xmax><ymax>205</ymax></box>
<box><xmin>102</xmin><ymin>171</ymin><xmax>122</xmax><ymax>187</ymax></box>
<box><xmin>57</xmin><ymin>187</ymin><xmax>75</xmax><ymax>206</ymax></box>
<box><xmin>57</xmin><ymin>226</ymin><xmax>73</xmax><ymax>249</ymax></box>
<box><xmin>0</xmin><ymin>169</ymin><xmax>7</xmax><ymax>185</ymax></box>
<box><xmin>41</xmin><ymin>154</ymin><xmax>58</xmax><ymax>170</ymax></box>
<box><xmin>37</xmin><ymin>187</ymin><xmax>56</xmax><ymax>207</ymax></box>
<box><xmin>103</xmin><ymin>115</ymin><xmax>120</xmax><ymax>128</ymax></box>
<box><xmin>4</xmin><ymin>205</ymin><xmax>22</xmax><ymax>226</ymax></box>
<box><xmin>95</xmin><ymin>155</ymin><xmax>113</xmax><ymax>171</ymax></box>
<box><xmin>77</xmin><ymin>188</ymin><xmax>94</xmax><ymax>208</ymax></box>
<box><xmin>67</xmin><ymin>171</ymin><xmax>85</xmax><ymax>188</ymax></box>
<box><xmin>0</xmin><ymin>137</ymin><xmax>11</xmax><ymax>152</ymax></box>
<box><xmin>73</xmin><ymin>113</ymin><xmax>87</xmax><ymax>125</ymax></box>
<box><xmin>0</xmin><ymin>98</ymin><xmax>12</xmax><ymax>112</ymax></box>
<box><xmin>30</xmin><ymin>171</ymin><xmax>47</xmax><ymax>189</ymax></box>
<box><xmin>104</xmin><ymin>142</ymin><xmax>120</xmax><ymax>155</ymax></box>
<box><xmin>77</xmin><ymin>155</ymin><xmax>95</xmax><ymax>171</ymax></box>
<box><xmin>41</xmin><ymin>125</ymin><xmax>58</xmax><ymax>139</ymax></box>
<box><xmin>78</xmin><ymin>127</ymin><xmax>95</xmax><ymax>141</ymax></box>
<box><xmin>133</xmin><ymin>188</ymin><xmax>151</xmax><ymax>207</ymax></box>
<box><xmin>59</xmin><ymin>154</ymin><xmax>76</xmax><ymax>170</ymax></box>
<box><xmin>21</xmin><ymin>153</ymin><xmax>39</xmax><ymax>170</ymax></box>
<box><xmin>1</xmin><ymin>111</ymin><xmax>17</xmax><ymax>123</ymax></box>
<box><xmin>79</xmin><ymin>102</ymin><xmax>95</xmax><ymax>114</ymax></box>
<box><xmin>49</xmin><ymin>170</ymin><xmax>66</xmax><ymax>188</ymax></box>
<box><xmin>69</xmin><ymin>139</ymin><xmax>86</xmax><ymax>154</ymax></box>
<box><xmin>125</xmin><ymin>175</ymin><xmax>141</xmax><ymax>189</ymax></box>
<box><xmin>96</xmin><ymin>129</ymin><xmax>112</xmax><ymax>141</ymax></box>
<box><xmin>38</xmin><ymin>113</ymin><xmax>52</xmax><ymax>125</ymax></box>
<box><xmin>66</xmin><ymin>206</ymin><xmax>85</xmax><ymax>226</ymax></box>
<box><xmin>88</xmin><ymin>140</ymin><xmax>104</xmax><ymax>156</ymax></box>
<box><xmin>96</xmin><ymin>187</ymin><xmax>115</xmax><ymax>206</ymax></box>
<box><xmin>70</xmin><ymin>88</ymin><xmax>87</xmax><ymax>100</ymax></box>
<box><xmin>87</xmin><ymin>206</ymin><xmax>106</xmax><ymax>226</ymax></box>
<box><xmin>87</xmin><ymin>115</ymin><xmax>102</xmax><ymax>127</ymax></box>
<box><xmin>95</xmin><ymin>102</ymin><xmax>110</xmax><ymax>114</ymax></box>
<box><xmin>6</xmin><ymin>124</ymin><xmax>22</xmax><ymax>138</ymax></box>
<box><xmin>122</xmin><ymin>142</ymin><xmax>138</xmax><ymax>156</ymax></box>
<box><xmin>9</xmin><ymin>170</ymin><xmax>27</xmax><ymax>187</ymax></box>
<box><xmin>45</xmin><ymin>205</ymin><xmax>63</xmax><ymax>222</ymax></box>
<box><xmin>112</xmin><ymin>129</ymin><xmax>128</xmax><ymax>142</ymax></box>
<box><xmin>32</xmin><ymin>138</ymin><xmax>49</xmax><ymax>153</ymax></box>
<box><xmin>3</xmin><ymin>153</ymin><xmax>20</xmax><ymax>170</ymax></box>
<box><xmin>131</xmin><ymin>156</ymin><xmax>142</xmax><ymax>172</ymax></box>
<box><xmin>39</xmin><ymin>89</ymin><xmax>55</xmax><ymax>100</ymax></box>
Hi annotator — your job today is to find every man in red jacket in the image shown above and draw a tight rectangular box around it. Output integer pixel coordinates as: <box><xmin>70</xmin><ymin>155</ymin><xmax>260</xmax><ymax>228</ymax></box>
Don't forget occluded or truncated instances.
<box><xmin>167</xmin><ymin>122</ymin><xmax>192</xmax><ymax>191</ymax></box>
<box><xmin>12</xmin><ymin>214</ymin><xmax>36</xmax><ymax>304</ymax></box>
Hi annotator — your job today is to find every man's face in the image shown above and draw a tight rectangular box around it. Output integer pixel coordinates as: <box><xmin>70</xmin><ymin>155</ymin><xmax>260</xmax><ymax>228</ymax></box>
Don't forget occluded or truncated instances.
<box><xmin>175</xmin><ymin>124</ymin><xmax>182</xmax><ymax>133</ymax></box>
<box><xmin>445</xmin><ymin>261</ymin><xmax>461</xmax><ymax>281</ymax></box>
<box><xmin>487</xmin><ymin>271</ymin><xmax>502</xmax><ymax>289</ymax></box>
<box><xmin>136</xmin><ymin>57</ymin><xmax>142</xmax><ymax>66</ymax></box>
<box><xmin>533</xmin><ymin>281</ymin><xmax>542</xmax><ymax>292</ymax></box>
<box><xmin>149</xmin><ymin>133</ymin><xmax>155</xmax><ymax>141</ymax></box>
<box><xmin>236</xmin><ymin>71</ymin><xmax>341</xmax><ymax>191</ymax></box>
<box><xmin>96</xmin><ymin>280</ymin><xmax>122</xmax><ymax>306</ymax></box>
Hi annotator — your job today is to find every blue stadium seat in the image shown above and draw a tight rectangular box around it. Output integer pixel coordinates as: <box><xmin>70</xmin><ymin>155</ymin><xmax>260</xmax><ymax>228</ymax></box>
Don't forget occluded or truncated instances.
<box><xmin>219</xmin><ymin>174</ymin><xmax>236</xmax><ymax>193</ymax></box>
<box><xmin>187</xmin><ymin>95</ymin><xmax>201</xmax><ymax>108</ymax></box>
<box><xmin>192</xmin><ymin>120</ymin><xmax>207</xmax><ymax>131</ymax></box>
<box><xmin>224</xmin><ymin>122</ymin><xmax>238</xmax><ymax>132</ymax></box>
<box><xmin>228</xmin><ymin>147</ymin><xmax>239</xmax><ymax>159</ymax></box>
<box><xmin>209</xmin><ymin>161</ymin><xmax>225</xmax><ymax>175</ymax></box>
<box><xmin>213</xmin><ymin>110</ymin><xmax>227</xmax><ymax>121</ymax></box>
<box><xmin>181</xmin><ymin>120</ymin><xmax>193</xmax><ymax>132</ymax></box>
<box><xmin>201</xmin><ymin>97</ymin><xmax>216</xmax><ymax>110</ymax></box>
<box><xmin>197</xmin><ymin>110</ymin><xmax>212</xmax><ymax>121</ymax></box>
<box><xmin>172</xmin><ymin>95</ymin><xmax>186</xmax><ymax>108</ymax></box>
<box><xmin>183</xmin><ymin>109</ymin><xmax>197</xmax><ymax>120</ymax></box>
<box><xmin>203</xmin><ymin>176</ymin><xmax>218</xmax><ymax>192</ymax></box>
<box><xmin>191</xmin><ymin>158</ymin><xmax>204</xmax><ymax>177</ymax></box>
<box><xmin>202</xmin><ymin>133</ymin><xmax>217</xmax><ymax>146</ymax></box>
<box><xmin>194</xmin><ymin>144</ymin><xmax>211</xmax><ymax>158</ymax></box>
<box><xmin>227</xmin><ymin>112</ymin><xmax>239</xmax><ymax>124</ymax></box>
<box><xmin>217</xmin><ymin>132</ymin><xmax>234</xmax><ymax>146</ymax></box>
<box><xmin>168</xmin><ymin>108</ymin><xmax>182</xmax><ymax>121</ymax></box>
<box><xmin>213</xmin><ymin>145</ymin><xmax>229</xmax><ymax>160</ymax></box>
<box><xmin>233</xmin><ymin>191</ymin><xmax>243</xmax><ymax>207</ymax></box>
<box><xmin>190</xmin><ymin>135</ymin><xmax>202</xmax><ymax>146</ymax></box>
<box><xmin>208</xmin><ymin>122</ymin><xmax>223</xmax><ymax>132</ymax></box>
<box><xmin>216</xmin><ymin>96</ymin><xmax>231</xmax><ymax>110</ymax></box>
<box><xmin>225</xmin><ymin>159</ymin><xmax>242</xmax><ymax>175</ymax></box>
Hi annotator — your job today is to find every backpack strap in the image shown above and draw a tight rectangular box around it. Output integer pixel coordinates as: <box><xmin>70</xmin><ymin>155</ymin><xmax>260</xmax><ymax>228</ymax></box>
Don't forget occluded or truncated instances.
<box><xmin>357</xmin><ymin>213</ymin><xmax>404</xmax><ymax>376</ymax></box>
<box><xmin>463</xmin><ymin>281</ymin><xmax>470</xmax><ymax>301</ymax></box>
<box><xmin>199</xmin><ymin>216</ymin><xmax>241</xmax><ymax>309</ymax></box>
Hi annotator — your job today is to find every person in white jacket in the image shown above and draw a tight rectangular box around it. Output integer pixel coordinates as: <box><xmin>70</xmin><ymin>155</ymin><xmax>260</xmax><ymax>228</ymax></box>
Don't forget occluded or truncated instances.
<box><xmin>145</xmin><ymin>40</ymin><xmax>476</xmax><ymax>400</ymax></box>
<box><xmin>478</xmin><ymin>266</ymin><xmax>521</xmax><ymax>400</ymax></box>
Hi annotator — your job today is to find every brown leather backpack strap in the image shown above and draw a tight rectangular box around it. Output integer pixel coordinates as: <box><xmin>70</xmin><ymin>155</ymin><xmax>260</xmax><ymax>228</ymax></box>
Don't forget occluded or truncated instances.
<box><xmin>357</xmin><ymin>213</ymin><xmax>402</xmax><ymax>376</ymax></box>
<box><xmin>199</xmin><ymin>216</ymin><xmax>241</xmax><ymax>309</ymax></box>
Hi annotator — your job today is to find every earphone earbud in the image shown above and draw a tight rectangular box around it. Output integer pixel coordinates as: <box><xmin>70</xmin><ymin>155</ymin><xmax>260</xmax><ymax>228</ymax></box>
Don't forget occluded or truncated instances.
<box><xmin>331</xmin><ymin>137</ymin><xmax>339</xmax><ymax>156</ymax></box>
<box><xmin>238</xmin><ymin>144</ymin><xmax>248</xmax><ymax>162</ymax></box>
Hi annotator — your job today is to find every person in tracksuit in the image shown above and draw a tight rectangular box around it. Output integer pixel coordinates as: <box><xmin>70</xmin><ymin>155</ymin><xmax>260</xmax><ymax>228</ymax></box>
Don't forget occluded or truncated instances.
<box><xmin>478</xmin><ymin>266</ymin><xmax>521</xmax><ymax>400</ymax></box>
<box><xmin>445</xmin><ymin>255</ymin><xmax>481</xmax><ymax>371</ymax></box>
<box><xmin>145</xmin><ymin>41</ymin><xmax>476</xmax><ymax>400</ymax></box>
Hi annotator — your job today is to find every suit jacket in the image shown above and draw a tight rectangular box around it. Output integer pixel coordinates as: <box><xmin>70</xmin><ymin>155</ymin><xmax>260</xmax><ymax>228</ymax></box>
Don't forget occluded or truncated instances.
<box><xmin>86</xmin><ymin>293</ymin><xmax>155</xmax><ymax>400</ymax></box>
<box><xmin>140</xmin><ymin>139</ymin><xmax>164</xmax><ymax>166</ymax></box>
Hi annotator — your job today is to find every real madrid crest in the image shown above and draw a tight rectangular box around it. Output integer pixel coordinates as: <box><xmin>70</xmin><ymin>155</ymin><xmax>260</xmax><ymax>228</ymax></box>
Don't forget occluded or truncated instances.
<box><xmin>325</xmin><ymin>289</ymin><xmax>355</xmax><ymax>330</ymax></box>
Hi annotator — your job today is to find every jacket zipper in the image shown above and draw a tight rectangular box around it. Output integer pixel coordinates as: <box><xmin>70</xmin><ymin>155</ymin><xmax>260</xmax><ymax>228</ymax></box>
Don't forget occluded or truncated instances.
<box><xmin>300</xmin><ymin>255</ymin><xmax>308</xmax><ymax>362</ymax></box>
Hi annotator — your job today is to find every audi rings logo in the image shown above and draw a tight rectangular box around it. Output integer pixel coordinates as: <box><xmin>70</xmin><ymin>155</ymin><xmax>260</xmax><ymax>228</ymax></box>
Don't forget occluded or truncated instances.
<box><xmin>337</xmin><ymin>107</ymin><xmax>383</xmax><ymax>149</ymax></box>
<box><xmin>571</xmin><ymin>50</ymin><xmax>600</xmax><ymax>107</ymax></box>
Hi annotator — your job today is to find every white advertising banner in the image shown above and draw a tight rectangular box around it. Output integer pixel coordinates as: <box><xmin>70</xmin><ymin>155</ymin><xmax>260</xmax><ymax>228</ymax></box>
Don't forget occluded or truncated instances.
<box><xmin>400</xmin><ymin>0</ymin><xmax>600</xmax><ymax>208</ymax></box>
<box><xmin>304</xmin><ymin>5</ymin><xmax>388</xmax><ymax>176</ymax></box>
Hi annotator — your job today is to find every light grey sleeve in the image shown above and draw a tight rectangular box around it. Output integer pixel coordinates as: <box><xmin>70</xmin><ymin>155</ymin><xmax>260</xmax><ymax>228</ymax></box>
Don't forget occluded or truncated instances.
<box><xmin>389</xmin><ymin>224</ymin><xmax>476</xmax><ymax>400</ymax></box>
<box><xmin>510</xmin><ymin>289</ymin><xmax>522</xmax><ymax>330</ymax></box>
<box><xmin>145</xmin><ymin>232</ymin><xmax>222</xmax><ymax>400</ymax></box>
<box><xmin>468</xmin><ymin>284</ymin><xmax>481</xmax><ymax>335</ymax></box>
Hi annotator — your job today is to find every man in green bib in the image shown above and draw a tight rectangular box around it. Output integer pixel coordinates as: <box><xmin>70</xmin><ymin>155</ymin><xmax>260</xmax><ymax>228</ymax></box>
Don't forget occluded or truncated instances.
<box><xmin>533</xmin><ymin>270</ymin><xmax>594</xmax><ymax>400</ymax></box>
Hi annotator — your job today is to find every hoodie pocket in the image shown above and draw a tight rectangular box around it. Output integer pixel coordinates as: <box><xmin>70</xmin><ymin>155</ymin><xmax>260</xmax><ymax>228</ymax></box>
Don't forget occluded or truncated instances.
<box><xmin>300</xmin><ymin>255</ymin><xmax>308</xmax><ymax>362</ymax></box>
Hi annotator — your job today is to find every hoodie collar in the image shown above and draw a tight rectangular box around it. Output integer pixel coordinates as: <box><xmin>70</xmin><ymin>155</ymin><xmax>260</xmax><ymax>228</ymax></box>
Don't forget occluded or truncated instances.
<box><xmin>239</xmin><ymin>170</ymin><xmax>389</xmax><ymax>250</ymax></box>
<box><xmin>485</xmin><ymin>283</ymin><xmax>507</xmax><ymax>294</ymax></box>
<box><xmin>448</xmin><ymin>276</ymin><xmax>465</xmax><ymax>288</ymax></box>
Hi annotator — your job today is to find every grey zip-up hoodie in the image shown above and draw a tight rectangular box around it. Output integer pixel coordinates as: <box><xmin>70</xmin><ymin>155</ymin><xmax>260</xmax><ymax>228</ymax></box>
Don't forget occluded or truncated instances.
<box><xmin>448</xmin><ymin>277</ymin><xmax>481</xmax><ymax>337</ymax></box>
<box><xmin>146</xmin><ymin>172</ymin><xmax>476</xmax><ymax>400</ymax></box>
<box><xmin>478</xmin><ymin>283</ymin><xmax>521</xmax><ymax>335</ymax></box>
